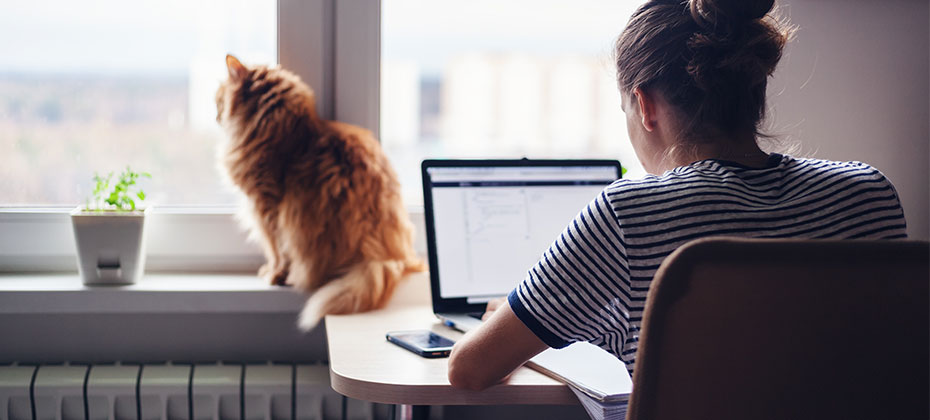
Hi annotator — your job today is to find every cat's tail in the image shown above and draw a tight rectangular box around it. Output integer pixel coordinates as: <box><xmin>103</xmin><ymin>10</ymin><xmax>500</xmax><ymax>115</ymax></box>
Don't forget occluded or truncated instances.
<box><xmin>297</xmin><ymin>259</ymin><xmax>408</xmax><ymax>331</ymax></box>
<box><xmin>403</xmin><ymin>254</ymin><xmax>428</xmax><ymax>275</ymax></box>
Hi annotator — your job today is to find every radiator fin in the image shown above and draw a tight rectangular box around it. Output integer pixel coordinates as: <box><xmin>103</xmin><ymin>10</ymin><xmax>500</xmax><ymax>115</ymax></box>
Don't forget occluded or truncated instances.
<box><xmin>0</xmin><ymin>365</ymin><xmax>34</xmax><ymax>420</ymax></box>
<box><xmin>0</xmin><ymin>363</ymin><xmax>387</xmax><ymax>420</ymax></box>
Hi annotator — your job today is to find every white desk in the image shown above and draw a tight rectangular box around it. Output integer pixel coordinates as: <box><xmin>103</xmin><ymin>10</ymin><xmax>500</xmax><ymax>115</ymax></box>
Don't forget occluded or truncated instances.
<box><xmin>325</xmin><ymin>274</ymin><xmax>579</xmax><ymax>406</ymax></box>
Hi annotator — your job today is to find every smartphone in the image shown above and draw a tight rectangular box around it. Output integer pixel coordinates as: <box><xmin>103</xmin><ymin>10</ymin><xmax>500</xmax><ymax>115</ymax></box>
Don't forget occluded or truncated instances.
<box><xmin>386</xmin><ymin>330</ymin><xmax>456</xmax><ymax>358</ymax></box>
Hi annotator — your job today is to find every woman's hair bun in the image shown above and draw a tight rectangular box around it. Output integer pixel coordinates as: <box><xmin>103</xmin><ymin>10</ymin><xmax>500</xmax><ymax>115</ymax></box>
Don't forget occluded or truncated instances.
<box><xmin>689</xmin><ymin>0</ymin><xmax>776</xmax><ymax>28</ymax></box>
<box><xmin>615</xmin><ymin>0</ymin><xmax>792</xmax><ymax>139</ymax></box>
<box><xmin>685</xmin><ymin>0</ymin><xmax>786</xmax><ymax>106</ymax></box>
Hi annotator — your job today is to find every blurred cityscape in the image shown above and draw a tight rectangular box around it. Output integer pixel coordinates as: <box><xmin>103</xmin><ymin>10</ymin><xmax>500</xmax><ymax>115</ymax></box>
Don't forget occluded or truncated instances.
<box><xmin>381</xmin><ymin>0</ymin><xmax>642</xmax><ymax>203</ymax></box>
<box><xmin>0</xmin><ymin>0</ymin><xmax>274</xmax><ymax>206</ymax></box>
<box><xmin>382</xmin><ymin>54</ymin><xmax>642</xmax><ymax>204</ymax></box>
<box><xmin>0</xmin><ymin>73</ymin><xmax>236</xmax><ymax>206</ymax></box>
<box><xmin>1</xmin><ymin>0</ymin><xmax>640</xmax><ymax>206</ymax></box>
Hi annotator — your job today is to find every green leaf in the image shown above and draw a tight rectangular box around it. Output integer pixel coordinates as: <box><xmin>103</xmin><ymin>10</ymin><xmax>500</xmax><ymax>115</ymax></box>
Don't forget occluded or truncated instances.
<box><xmin>85</xmin><ymin>166</ymin><xmax>151</xmax><ymax>212</ymax></box>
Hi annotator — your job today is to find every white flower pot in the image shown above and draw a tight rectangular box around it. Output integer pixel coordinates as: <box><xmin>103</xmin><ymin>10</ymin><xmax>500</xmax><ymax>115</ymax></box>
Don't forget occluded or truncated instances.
<box><xmin>71</xmin><ymin>207</ymin><xmax>149</xmax><ymax>285</ymax></box>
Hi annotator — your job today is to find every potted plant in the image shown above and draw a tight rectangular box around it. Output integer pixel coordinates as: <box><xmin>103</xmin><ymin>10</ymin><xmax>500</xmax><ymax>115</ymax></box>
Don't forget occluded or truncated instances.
<box><xmin>71</xmin><ymin>167</ymin><xmax>152</xmax><ymax>285</ymax></box>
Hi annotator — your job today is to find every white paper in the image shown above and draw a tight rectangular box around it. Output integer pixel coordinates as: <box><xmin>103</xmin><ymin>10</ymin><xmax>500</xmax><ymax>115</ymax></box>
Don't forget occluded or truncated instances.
<box><xmin>527</xmin><ymin>341</ymin><xmax>632</xmax><ymax>402</ymax></box>
<box><xmin>570</xmin><ymin>386</ymin><xmax>628</xmax><ymax>420</ymax></box>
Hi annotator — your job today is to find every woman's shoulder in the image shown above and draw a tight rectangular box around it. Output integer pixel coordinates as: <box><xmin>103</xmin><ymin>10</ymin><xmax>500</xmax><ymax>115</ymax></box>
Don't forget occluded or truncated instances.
<box><xmin>605</xmin><ymin>157</ymin><xmax>754</xmax><ymax>195</ymax></box>
<box><xmin>611</xmin><ymin>154</ymin><xmax>891</xmax><ymax>185</ymax></box>
<box><xmin>776</xmin><ymin>154</ymin><xmax>895</xmax><ymax>185</ymax></box>
<box><xmin>602</xmin><ymin>164</ymin><xmax>733</xmax><ymax>212</ymax></box>
<box><xmin>605</xmin><ymin>154</ymin><xmax>898</xmax><ymax>209</ymax></box>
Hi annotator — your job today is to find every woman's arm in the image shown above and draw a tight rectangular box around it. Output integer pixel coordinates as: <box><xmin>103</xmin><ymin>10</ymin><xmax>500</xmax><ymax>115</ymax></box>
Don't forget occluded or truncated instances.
<box><xmin>447</xmin><ymin>298</ymin><xmax>549</xmax><ymax>391</ymax></box>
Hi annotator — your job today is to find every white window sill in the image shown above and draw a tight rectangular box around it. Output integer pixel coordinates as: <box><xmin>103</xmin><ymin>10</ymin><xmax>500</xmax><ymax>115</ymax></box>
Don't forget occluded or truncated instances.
<box><xmin>0</xmin><ymin>206</ymin><xmax>430</xmax><ymax>315</ymax></box>
<box><xmin>0</xmin><ymin>271</ymin><xmax>431</xmax><ymax>315</ymax></box>
<box><xmin>0</xmin><ymin>273</ymin><xmax>305</xmax><ymax>315</ymax></box>
<box><xmin>0</xmin><ymin>206</ymin><xmax>427</xmax><ymax>273</ymax></box>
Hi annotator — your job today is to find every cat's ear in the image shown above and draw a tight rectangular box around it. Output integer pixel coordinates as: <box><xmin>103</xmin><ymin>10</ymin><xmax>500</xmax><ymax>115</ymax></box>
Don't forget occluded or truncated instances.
<box><xmin>226</xmin><ymin>54</ymin><xmax>248</xmax><ymax>81</ymax></box>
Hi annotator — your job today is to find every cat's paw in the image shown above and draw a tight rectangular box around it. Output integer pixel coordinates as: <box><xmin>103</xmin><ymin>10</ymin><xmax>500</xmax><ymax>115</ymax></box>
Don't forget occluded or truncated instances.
<box><xmin>271</xmin><ymin>268</ymin><xmax>290</xmax><ymax>286</ymax></box>
<box><xmin>258</xmin><ymin>263</ymin><xmax>273</xmax><ymax>280</ymax></box>
<box><xmin>259</xmin><ymin>264</ymin><xmax>290</xmax><ymax>286</ymax></box>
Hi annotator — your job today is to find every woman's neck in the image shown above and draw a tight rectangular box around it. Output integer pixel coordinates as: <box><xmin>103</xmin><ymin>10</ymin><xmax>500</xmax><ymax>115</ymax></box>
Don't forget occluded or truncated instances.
<box><xmin>664</xmin><ymin>133</ymin><xmax>769</xmax><ymax>171</ymax></box>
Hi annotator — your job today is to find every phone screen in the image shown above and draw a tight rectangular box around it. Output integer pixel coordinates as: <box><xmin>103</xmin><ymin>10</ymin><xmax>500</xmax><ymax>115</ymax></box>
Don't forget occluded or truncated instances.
<box><xmin>391</xmin><ymin>331</ymin><xmax>455</xmax><ymax>349</ymax></box>
<box><xmin>386</xmin><ymin>330</ymin><xmax>456</xmax><ymax>358</ymax></box>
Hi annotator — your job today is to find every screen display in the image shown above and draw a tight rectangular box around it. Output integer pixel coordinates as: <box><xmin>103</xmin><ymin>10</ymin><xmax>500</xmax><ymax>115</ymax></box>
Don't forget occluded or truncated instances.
<box><xmin>427</xmin><ymin>165</ymin><xmax>618</xmax><ymax>299</ymax></box>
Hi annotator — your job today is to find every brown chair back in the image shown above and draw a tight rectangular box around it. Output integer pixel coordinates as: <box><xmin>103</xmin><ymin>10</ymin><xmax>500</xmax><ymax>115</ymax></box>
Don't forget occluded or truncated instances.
<box><xmin>627</xmin><ymin>238</ymin><xmax>929</xmax><ymax>420</ymax></box>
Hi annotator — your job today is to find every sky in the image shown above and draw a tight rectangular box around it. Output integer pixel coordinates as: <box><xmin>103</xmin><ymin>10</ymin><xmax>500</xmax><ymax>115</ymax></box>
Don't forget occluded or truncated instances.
<box><xmin>0</xmin><ymin>0</ymin><xmax>276</xmax><ymax>76</ymax></box>
<box><xmin>0</xmin><ymin>0</ymin><xmax>639</xmax><ymax>77</ymax></box>
<box><xmin>383</xmin><ymin>0</ymin><xmax>640</xmax><ymax>76</ymax></box>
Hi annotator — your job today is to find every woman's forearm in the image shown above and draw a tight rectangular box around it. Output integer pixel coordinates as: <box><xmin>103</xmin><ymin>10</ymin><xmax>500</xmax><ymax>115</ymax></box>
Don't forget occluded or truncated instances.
<box><xmin>447</xmin><ymin>301</ymin><xmax>549</xmax><ymax>390</ymax></box>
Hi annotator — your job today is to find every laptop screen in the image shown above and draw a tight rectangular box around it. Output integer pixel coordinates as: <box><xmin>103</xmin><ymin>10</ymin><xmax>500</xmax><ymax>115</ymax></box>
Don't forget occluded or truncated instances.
<box><xmin>422</xmin><ymin>160</ymin><xmax>621</xmax><ymax>310</ymax></box>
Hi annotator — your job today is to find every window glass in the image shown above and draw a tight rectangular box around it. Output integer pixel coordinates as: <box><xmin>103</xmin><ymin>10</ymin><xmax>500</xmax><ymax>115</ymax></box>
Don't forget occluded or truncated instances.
<box><xmin>382</xmin><ymin>0</ymin><xmax>644</xmax><ymax>204</ymax></box>
<box><xmin>0</xmin><ymin>0</ymin><xmax>276</xmax><ymax>206</ymax></box>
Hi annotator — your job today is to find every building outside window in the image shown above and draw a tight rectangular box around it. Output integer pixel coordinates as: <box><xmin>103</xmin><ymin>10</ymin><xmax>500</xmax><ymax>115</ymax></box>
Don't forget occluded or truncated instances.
<box><xmin>1</xmin><ymin>0</ymin><xmax>276</xmax><ymax>207</ymax></box>
<box><xmin>381</xmin><ymin>0</ymin><xmax>643</xmax><ymax>203</ymax></box>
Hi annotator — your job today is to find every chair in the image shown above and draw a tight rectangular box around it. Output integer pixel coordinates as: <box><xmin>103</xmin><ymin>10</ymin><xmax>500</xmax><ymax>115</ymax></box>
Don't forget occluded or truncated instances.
<box><xmin>626</xmin><ymin>238</ymin><xmax>929</xmax><ymax>420</ymax></box>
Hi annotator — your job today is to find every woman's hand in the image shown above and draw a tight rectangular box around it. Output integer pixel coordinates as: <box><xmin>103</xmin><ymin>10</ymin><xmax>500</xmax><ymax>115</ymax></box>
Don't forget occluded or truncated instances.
<box><xmin>481</xmin><ymin>297</ymin><xmax>507</xmax><ymax>321</ymax></box>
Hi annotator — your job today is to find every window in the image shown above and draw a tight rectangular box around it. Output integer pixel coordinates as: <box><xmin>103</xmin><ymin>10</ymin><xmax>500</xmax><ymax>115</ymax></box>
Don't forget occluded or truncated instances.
<box><xmin>381</xmin><ymin>0</ymin><xmax>645</xmax><ymax>203</ymax></box>
<box><xmin>1</xmin><ymin>0</ymin><xmax>276</xmax><ymax>206</ymax></box>
<box><xmin>2</xmin><ymin>0</ymin><xmax>640</xmax><ymax>271</ymax></box>
<box><xmin>0</xmin><ymin>0</ymin><xmax>338</xmax><ymax>272</ymax></box>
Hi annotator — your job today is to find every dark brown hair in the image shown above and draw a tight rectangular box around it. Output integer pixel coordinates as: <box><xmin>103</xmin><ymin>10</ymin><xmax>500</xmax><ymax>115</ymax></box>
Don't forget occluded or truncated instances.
<box><xmin>615</xmin><ymin>0</ymin><xmax>792</xmax><ymax>142</ymax></box>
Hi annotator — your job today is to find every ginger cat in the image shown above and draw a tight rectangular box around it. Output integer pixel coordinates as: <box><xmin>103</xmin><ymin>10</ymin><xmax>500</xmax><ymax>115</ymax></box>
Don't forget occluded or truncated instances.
<box><xmin>216</xmin><ymin>55</ymin><xmax>425</xmax><ymax>330</ymax></box>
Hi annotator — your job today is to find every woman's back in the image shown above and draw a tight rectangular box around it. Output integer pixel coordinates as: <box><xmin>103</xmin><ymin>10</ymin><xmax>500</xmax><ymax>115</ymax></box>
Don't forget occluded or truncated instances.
<box><xmin>617</xmin><ymin>154</ymin><xmax>906</xmax><ymax>249</ymax></box>
<box><xmin>509</xmin><ymin>154</ymin><xmax>906</xmax><ymax>372</ymax></box>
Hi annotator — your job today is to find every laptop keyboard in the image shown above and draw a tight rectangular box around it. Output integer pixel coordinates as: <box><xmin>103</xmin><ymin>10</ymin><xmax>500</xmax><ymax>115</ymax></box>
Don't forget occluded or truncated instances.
<box><xmin>467</xmin><ymin>312</ymin><xmax>484</xmax><ymax>320</ymax></box>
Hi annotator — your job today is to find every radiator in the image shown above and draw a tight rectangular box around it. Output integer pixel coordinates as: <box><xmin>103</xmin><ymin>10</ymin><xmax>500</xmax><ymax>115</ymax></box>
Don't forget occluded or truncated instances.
<box><xmin>0</xmin><ymin>362</ymin><xmax>392</xmax><ymax>420</ymax></box>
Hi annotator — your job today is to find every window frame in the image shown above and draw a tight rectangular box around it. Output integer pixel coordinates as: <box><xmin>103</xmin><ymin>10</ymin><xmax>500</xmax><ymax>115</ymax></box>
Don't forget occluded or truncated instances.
<box><xmin>0</xmin><ymin>0</ymin><xmax>385</xmax><ymax>273</ymax></box>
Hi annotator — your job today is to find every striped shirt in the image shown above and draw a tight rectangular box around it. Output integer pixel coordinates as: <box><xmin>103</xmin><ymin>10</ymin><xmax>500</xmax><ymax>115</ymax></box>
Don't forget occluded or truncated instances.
<box><xmin>508</xmin><ymin>154</ymin><xmax>907</xmax><ymax>372</ymax></box>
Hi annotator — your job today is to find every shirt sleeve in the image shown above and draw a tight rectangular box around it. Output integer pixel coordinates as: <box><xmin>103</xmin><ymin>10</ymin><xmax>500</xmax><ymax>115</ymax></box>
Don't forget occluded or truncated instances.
<box><xmin>869</xmin><ymin>165</ymin><xmax>908</xmax><ymax>238</ymax></box>
<box><xmin>508</xmin><ymin>187</ymin><xmax>632</xmax><ymax>356</ymax></box>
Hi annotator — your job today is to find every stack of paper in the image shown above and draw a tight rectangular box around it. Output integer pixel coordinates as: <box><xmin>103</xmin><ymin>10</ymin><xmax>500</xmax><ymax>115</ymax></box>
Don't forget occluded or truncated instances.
<box><xmin>569</xmin><ymin>386</ymin><xmax>628</xmax><ymax>420</ymax></box>
<box><xmin>527</xmin><ymin>342</ymin><xmax>632</xmax><ymax>420</ymax></box>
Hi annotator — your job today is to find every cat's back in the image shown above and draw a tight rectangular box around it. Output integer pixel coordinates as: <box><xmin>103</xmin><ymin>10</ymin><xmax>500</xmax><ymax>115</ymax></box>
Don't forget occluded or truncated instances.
<box><xmin>326</xmin><ymin>120</ymin><xmax>373</xmax><ymax>140</ymax></box>
<box><xmin>318</xmin><ymin>120</ymin><xmax>393</xmax><ymax>175</ymax></box>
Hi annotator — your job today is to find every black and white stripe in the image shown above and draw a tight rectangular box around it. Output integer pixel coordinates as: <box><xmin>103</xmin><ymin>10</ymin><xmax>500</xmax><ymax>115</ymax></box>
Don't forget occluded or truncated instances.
<box><xmin>508</xmin><ymin>154</ymin><xmax>907</xmax><ymax>372</ymax></box>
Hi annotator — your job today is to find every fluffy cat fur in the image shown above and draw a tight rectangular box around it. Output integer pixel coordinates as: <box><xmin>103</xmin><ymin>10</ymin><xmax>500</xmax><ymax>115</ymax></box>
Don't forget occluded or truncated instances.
<box><xmin>216</xmin><ymin>55</ymin><xmax>425</xmax><ymax>330</ymax></box>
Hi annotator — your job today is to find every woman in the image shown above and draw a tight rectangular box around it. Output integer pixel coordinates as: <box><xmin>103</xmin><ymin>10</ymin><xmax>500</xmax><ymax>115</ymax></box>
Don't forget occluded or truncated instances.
<box><xmin>448</xmin><ymin>0</ymin><xmax>907</xmax><ymax>390</ymax></box>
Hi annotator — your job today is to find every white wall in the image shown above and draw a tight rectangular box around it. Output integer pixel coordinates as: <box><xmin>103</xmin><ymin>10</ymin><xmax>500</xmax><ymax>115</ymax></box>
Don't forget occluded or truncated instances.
<box><xmin>768</xmin><ymin>0</ymin><xmax>929</xmax><ymax>239</ymax></box>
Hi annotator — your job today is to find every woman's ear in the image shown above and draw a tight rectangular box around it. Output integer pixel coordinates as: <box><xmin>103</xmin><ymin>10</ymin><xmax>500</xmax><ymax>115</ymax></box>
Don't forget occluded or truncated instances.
<box><xmin>633</xmin><ymin>87</ymin><xmax>657</xmax><ymax>132</ymax></box>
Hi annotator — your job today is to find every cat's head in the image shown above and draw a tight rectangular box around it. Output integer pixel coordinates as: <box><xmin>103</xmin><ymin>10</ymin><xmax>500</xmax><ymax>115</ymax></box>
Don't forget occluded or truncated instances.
<box><xmin>215</xmin><ymin>54</ymin><xmax>319</xmax><ymax>142</ymax></box>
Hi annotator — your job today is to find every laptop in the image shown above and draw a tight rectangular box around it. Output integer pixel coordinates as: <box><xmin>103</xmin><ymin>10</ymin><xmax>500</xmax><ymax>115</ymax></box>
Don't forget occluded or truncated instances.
<box><xmin>420</xmin><ymin>158</ymin><xmax>633</xmax><ymax>406</ymax></box>
<box><xmin>421</xmin><ymin>158</ymin><xmax>623</xmax><ymax>332</ymax></box>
